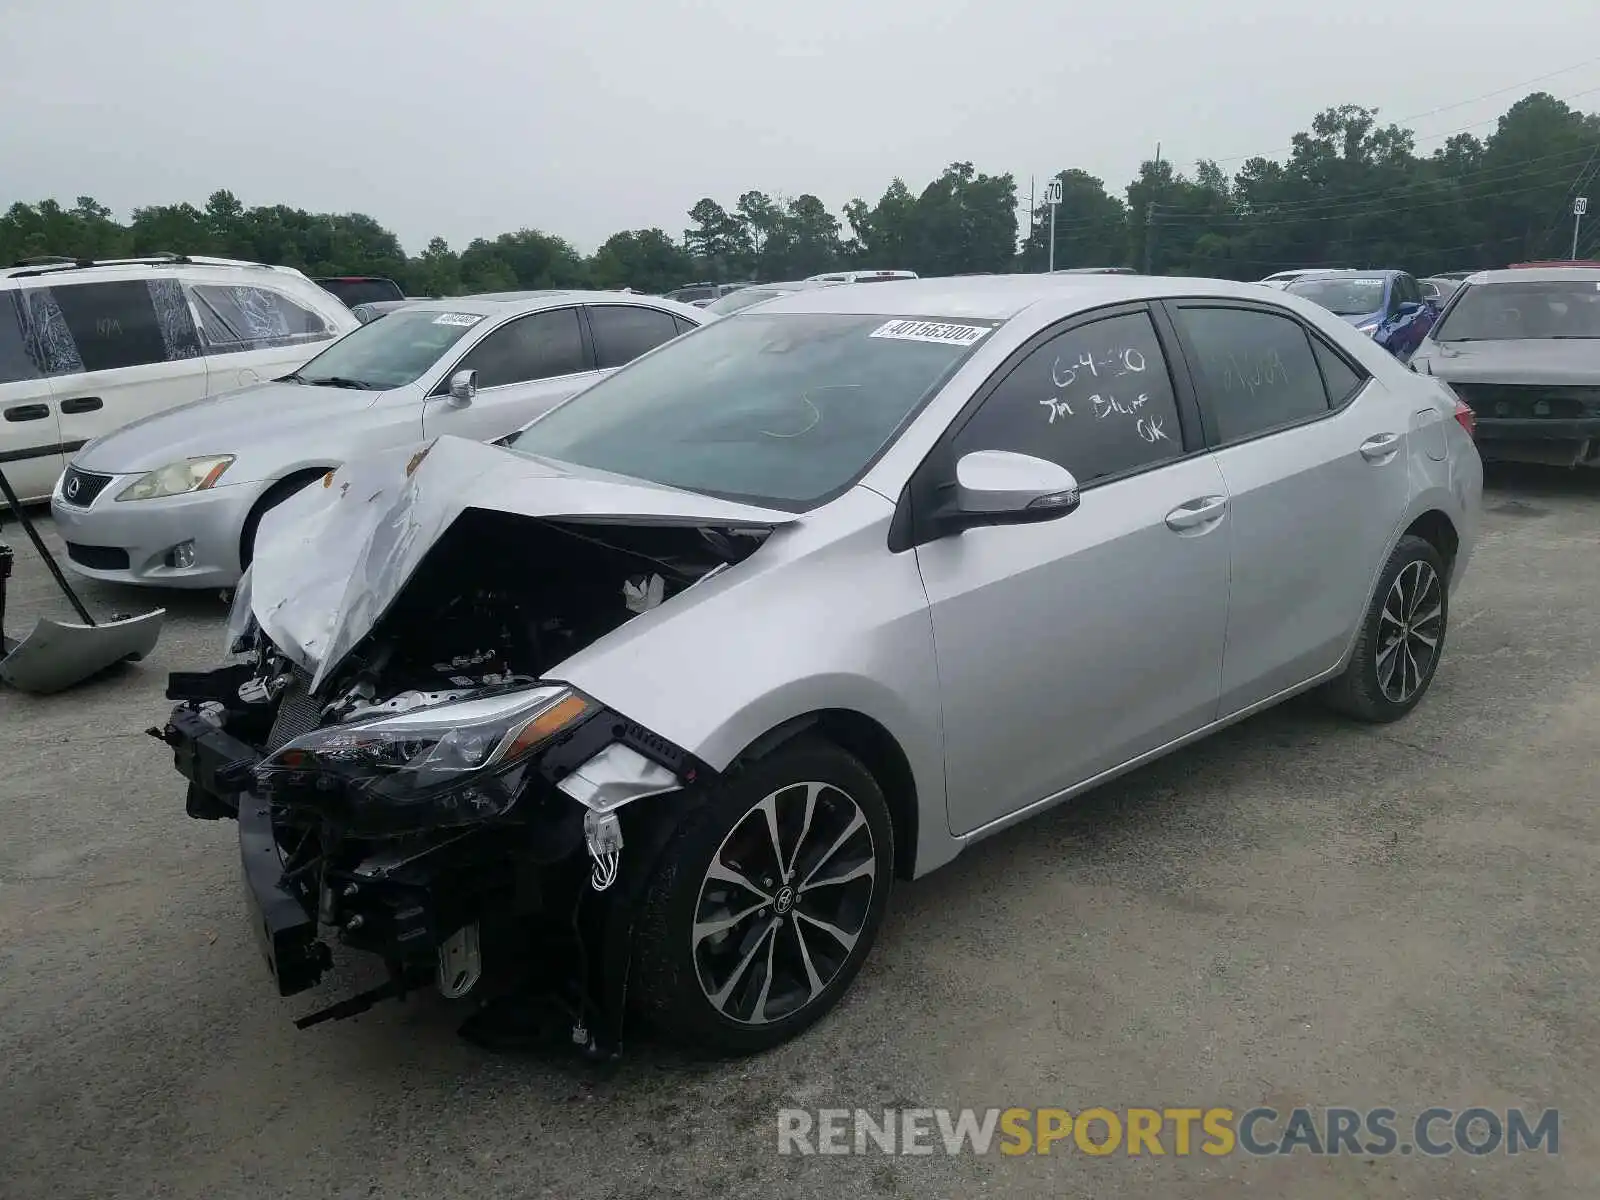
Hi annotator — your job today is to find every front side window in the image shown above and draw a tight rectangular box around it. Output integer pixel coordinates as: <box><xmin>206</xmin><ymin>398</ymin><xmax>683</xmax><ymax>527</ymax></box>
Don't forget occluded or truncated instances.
<box><xmin>508</xmin><ymin>311</ymin><xmax>994</xmax><ymax>509</ymax></box>
<box><xmin>42</xmin><ymin>280</ymin><xmax>199</xmax><ymax>372</ymax></box>
<box><xmin>588</xmin><ymin>305</ymin><xmax>682</xmax><ymax>369</ymax></box>
<box><xmin>293</xmin><ymin>308</ymin><xmax>484</xmax><ymax>391</ymax></box>
<box><xmin>1287</xmin><ymin>276</ymin><xmax>1387</xmax><ymax>317</ymax></box>
<box><xmin>0</xmin><ymin>292</ymin><xmax>41</xmax><ymax>384</ymax></box>
<box><xmin>1172</xmin><ymin>306</ymin><xmax>1330</xmax><ymax>443</ymax></box>
<box><xmin>1431</xmin><ymin>280</ymin><xmax>1600</xmax><ymax>341</ymax></box>
<box><xmin>952</xmin><ymin>310</ymin><xmax>1183</xmax><ymax>484</ymax></box>
<box><xmin>192</xmin><ymin>284</ymin><xmax>334</xmax><ymax>354</ymax></box>
<box><xmin>449</xmin><ymin>307</ymin><xmax>587</xmax><ymax>389</ymax></box>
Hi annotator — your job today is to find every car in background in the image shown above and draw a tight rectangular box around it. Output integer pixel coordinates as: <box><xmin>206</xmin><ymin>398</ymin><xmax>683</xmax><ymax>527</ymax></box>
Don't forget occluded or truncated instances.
<box><xmin>314</xmin><ymin>276</ymin><xmax>407</xmax><ymax>308</ymax></box>
<box><xmin>1420</xmin><ymin>277</ymin><xmax>1463</xmax><ymax>308</ymax></box>
<box><xmin>1050</xmin><ymin>267</ymin><xmax>1137</xmax><ymax>275</ymax></box>
<box><xmin>162</xmin><ymin>273</ymin><xmax>1479</xmax><ymax>1056</ymax></box>
<box><xmin>804</xmin><ymin>269</ymin><xmax>919</xmax><ymax>283</ymax></box>
<box><xmin>1431</xmin><ymin>270</ymin><xmax>1485</xmax><ymax>281</ymax></box>
<box><xmin>1</xmin><ymin>254</ymin><xmax>357</xmax><ymax>505</ymax></box>
<box><xmin>49</xmin><ymin>291</ymin><xmax>708</xmax><ymax>587</ymax></box>
<box><xmin>1408</xmin><ymin>265</ymin><xmax>1600</xmax><ymax>467</ymax></box>
<box><xmin>1285</xmin><ymin>270</ymin><xmax>1437</xmax><ymax>360</ymax></box>
<box><xmin>701</xmin><ymin>279</ymin><xmax>840</xmax><ymax>315</ymax></box>
<box><xmin>1257</xmin><ymin>268</ymin><xmax>1327</xmax><ymax>288</ymax></box>
<box><xmin>663</xmin><ymin>282</ymin><xmax>754</xmax><ymax>307</ymax></box>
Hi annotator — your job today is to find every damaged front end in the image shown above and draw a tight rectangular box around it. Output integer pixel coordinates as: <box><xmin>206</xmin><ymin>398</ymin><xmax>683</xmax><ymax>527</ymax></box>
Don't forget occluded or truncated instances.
<box><xmin>153</xmin><ymin>453</ymin><xmax>784</xmax><ymax>1056</ymax></box>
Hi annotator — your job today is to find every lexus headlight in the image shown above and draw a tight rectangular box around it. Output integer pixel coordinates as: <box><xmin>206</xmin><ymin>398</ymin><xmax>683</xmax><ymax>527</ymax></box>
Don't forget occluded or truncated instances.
<box><xmin>117</xmin><ymin>455</ymin><xmax>235</xmax><ymax>501</ymax></box>
<box><xmin>255</xmin><ymin>685</ymin><xmax>596</xmax><ymax>834</ymax></box>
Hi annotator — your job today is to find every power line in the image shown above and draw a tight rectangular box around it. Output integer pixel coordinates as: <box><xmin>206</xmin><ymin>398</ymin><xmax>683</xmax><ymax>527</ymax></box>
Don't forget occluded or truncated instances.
<box><xmin>1206</xmin><ymin>65</ymin><xmax>1600</xmax><ymax>167</ymax></box>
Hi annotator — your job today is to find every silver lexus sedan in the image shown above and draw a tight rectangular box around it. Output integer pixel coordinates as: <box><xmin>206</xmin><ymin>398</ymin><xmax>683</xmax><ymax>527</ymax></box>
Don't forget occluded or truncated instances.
<box><xmin>49</xmin><ymin>291</ymin><xmax>707</xmax><ymax>587</ymax></box>
<box><xmin>157</xmin><ymin>274</ymin><xmax>1481</xmax><ymax>1057</ymax></box>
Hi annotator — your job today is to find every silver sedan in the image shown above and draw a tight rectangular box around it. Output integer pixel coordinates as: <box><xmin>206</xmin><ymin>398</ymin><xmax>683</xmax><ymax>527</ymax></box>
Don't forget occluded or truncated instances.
<box><xmin>49</xmin><ymin>291</ymin><xmax>707</xmax><ymax>588</ymax></box>
<box><xmin>167</xmin><ymin>273</ymin><xmax>1481</xmax><ymax>1055</ymax></box>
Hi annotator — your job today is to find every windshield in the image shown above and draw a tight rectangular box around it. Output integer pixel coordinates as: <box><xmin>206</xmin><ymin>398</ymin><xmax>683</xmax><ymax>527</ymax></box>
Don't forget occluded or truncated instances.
<box><xmin>1432</xmin><ymin>280</ymin><xmax>1600</xmax><ymax>341</ymax></box>
<box><xmin>705</xmin><ymin>287</ymin><xmax>796</xmax><ymax>315</ymax></box>
<box><xmin>506</xmin><ymin>311</ymin><xmax>996</xmax><ymax>509</ymax></box>
<box><xmin>1287</xmin><ymin>276</ymin><xmax>1387</xmax><ymax>316</ymax></box>
<box><xmin>291</xmin><ymin>308</ymin><xmax>483</xmax><ymax>389</ymax></box>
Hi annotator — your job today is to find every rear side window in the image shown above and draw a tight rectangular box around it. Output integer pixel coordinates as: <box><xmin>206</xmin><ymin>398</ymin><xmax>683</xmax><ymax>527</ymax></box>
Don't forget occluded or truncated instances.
<box><xmin>192</xmin><ymin>284</ymin><xmax>334</xmax><ymax>354</ymax></box>
<box><xmin>1311</xmin><ymin>338</ymin><xmax>1365</xmax><ymax>406</ymax></box>
<box><xmin>953</xmin><ymin>309</ymin><xmax>1184</xmax><ymax>485</ymax></box>
<box><xmin>45</xmin><ymin>280</ymin><xmax>198</xmax><ymax>373</ymax></box>
<box><xmin>588</xmin><ymin>305</ymin><xmax>682</xmax><ymax>369</ymax></box>
<box><xmin>452</xmin><ymin>307</ymin><xmax>587</xmax><ymax>388</ymax></box>
<box><xmin>672</xmin><ymin>315</ymin><xmax>700</xmax><ymax>335</ymax></box>
<box><xmin>1171</xmin><ymin>306</ymin><xmax>1329</xmax><ymax>443</ymax></box>
<box><xmin>0</xmin><ymin>293</ymin><xmax>41</xmax><ymax>383</ymax></box>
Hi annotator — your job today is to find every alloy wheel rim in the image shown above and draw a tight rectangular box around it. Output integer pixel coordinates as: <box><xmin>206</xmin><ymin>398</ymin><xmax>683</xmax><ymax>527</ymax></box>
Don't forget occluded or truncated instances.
<box><xmin>692</xmin><ymin>781</ymin><xmax>876</xmax><ymax>1026</ymax></box>
<box><xmin>1376</xmin><ymin>560</ymin><xmax>1443</xmax><ymax>703</ymax></box>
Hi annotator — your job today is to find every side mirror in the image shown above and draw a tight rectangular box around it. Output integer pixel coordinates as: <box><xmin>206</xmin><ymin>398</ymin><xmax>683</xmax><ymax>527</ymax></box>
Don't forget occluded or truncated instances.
<box><xmin>1397</xmin><ymin>300</ymin><xmax>1421</xmax><ymax>316</ymax></box>
<box><xmin>447</xmin><ymin>369</ymin><xmax>478</xmax><ymax>406</ymax></box>
<box><xmin>940</xmin><ymin>450</ymin><xmax>1080</xmax><ymax>532</ymax></box>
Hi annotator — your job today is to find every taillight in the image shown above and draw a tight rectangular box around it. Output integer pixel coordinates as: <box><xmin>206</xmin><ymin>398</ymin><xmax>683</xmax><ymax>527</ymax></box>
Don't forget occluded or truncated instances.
<box><xmin>1453</xmin><ymin>399</ymin><xmax>1475</xmax><ymax>438</ymax></box>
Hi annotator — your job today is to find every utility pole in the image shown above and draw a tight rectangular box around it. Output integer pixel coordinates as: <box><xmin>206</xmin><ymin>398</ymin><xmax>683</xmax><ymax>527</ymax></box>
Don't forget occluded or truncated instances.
<box><xmin>1573</xmin><ymin>196</ymin><xmax>1588</xmax><ymax>260</ymax></box>
<box><xmin>1144</xmin><ymin>142</ymin><xmax>1162</xmax><ymax>275</ymax></box>
<box><xmin>1045</xmin><ymin>176</ymin><xmax>1063</xmax><ymax>273</ymax></box>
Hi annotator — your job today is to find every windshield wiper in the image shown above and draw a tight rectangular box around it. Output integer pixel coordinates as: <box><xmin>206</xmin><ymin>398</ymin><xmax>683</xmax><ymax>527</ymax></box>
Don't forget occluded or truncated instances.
<box><xmin>303</xmin><ymin>376</ymin><xmax>374</xmax><ymax>390</ymax></box>
<box><xmin>1543</xmin><ymin>334</ymin><xmax>1600</xmax><ymax>339</ymax></box>
<box><xmin>278</xmin><ymin>371</ymin><xmax>305</xmax><ymax>384</ymax></box>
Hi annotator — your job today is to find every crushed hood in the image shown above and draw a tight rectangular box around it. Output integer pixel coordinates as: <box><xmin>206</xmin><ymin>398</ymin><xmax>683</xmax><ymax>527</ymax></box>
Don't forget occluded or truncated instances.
<box><xmin>72</xmin><ymin>380</ymin><xmax>383</xmax><ymax>474</ymax></box>
<box><xmin>249</xmin><ymin>435</ymin><xmax>797</xmax><ymax>692</ymax></box>
<box><xmin>1420</xmin><ymin>338</ymin><xmax>1600</xmax><ymax>385</ymax></box>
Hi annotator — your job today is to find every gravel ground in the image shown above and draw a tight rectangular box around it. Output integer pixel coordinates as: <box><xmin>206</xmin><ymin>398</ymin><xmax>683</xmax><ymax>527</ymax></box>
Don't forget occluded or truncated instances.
<box><xmin>3</xmin><ymin>465</ymin><xmax>1598</xmax><ymax>1199</ymax></box>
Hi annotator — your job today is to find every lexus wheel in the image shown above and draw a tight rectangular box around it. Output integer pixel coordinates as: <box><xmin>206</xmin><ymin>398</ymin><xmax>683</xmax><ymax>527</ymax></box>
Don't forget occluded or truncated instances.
<box><xmin>633</xmin><ymin>737</ymin><xmax>893</xmax><ymax>1055</ymax></box>
<box><xmin>1324</xmin><ymin>534</ymin><xmax>1449</xmax><ymax>723</ymax></box>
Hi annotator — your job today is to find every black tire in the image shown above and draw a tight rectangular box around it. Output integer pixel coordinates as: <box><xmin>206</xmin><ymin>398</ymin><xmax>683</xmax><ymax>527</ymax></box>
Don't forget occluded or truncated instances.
<box><xmin>632</xmin><ymin>736</ymin><xmax>894</xmax><ymax>1056</ymax></box>
<box><xmin>238</xmin><ymin>472</ymin><xmax>322</xmax><ymax>571</ymax></box>
<box><xmin>1323</xmin><ymin>534</ymin><xmax>1449</xmax><ymax>723</ymax></box>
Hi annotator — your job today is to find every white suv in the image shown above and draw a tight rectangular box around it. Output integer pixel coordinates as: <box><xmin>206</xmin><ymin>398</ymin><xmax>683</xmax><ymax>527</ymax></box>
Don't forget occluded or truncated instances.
<box><xmin>0</xmin><ymin>254</ymin><xmax>358</xmax><ymax>504</ymax></box>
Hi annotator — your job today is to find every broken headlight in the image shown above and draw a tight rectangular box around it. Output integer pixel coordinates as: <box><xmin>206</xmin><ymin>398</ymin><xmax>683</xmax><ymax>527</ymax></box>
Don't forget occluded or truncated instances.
<box><xmin>254</xmin><ymin>684</ymin><xmax>595</xmax><ymax>834</ymax></box>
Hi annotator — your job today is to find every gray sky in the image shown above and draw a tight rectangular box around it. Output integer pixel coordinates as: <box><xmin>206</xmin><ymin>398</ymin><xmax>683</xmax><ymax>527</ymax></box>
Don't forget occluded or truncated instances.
<box><xmin>3</xmin><ymin>0</ymin><xmax>1597</xmax><ymax>255</ymax></box>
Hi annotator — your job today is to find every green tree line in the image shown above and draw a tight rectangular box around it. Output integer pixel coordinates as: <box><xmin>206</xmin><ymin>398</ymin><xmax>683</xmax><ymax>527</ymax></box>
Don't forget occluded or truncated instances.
<box><xmin>4</xmin><ymin>92</ymin><xmax>1597</xmax><ymax>295</ymax></box>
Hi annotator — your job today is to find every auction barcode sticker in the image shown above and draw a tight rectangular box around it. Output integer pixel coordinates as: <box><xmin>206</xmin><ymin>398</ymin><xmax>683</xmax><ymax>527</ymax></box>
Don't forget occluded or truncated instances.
<box><xmin>433</xmin><ymin>312</ymin><xmax>483</xmax><ymax>327</ymax></box>
<box><xmin>869</xmin><ymin>319</ymin><xmax>993</xmax><ymax>347</ymax></box>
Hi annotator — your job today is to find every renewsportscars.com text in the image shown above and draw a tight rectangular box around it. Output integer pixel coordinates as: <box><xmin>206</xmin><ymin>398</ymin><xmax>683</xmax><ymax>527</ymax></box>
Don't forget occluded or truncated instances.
<box><xmin>777</xmin><ymin>1106</ymin><xmax>1559</xmax><ymax>1157</ymax></box>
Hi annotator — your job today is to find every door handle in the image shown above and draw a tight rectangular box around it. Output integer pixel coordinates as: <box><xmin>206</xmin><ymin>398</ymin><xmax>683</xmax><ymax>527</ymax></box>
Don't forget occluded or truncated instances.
<box><xmin>1165</xmin><ymin>495</ymin><xmax>1227</xmax><ymax>531</ymax></box>
<box><xmin>1360</xmin><ymin>433</ymin><xmax>1402</xmax><ymax>461</ymax></box>
<box><xmin>3</xmin><ymin>403</ymin><xmax>50</xmax><ymax>422</ymax></box>
<box><xmin>58</xmin><ymin>396</ymin><xmax>102</xmax><ymax>415</ymax></box>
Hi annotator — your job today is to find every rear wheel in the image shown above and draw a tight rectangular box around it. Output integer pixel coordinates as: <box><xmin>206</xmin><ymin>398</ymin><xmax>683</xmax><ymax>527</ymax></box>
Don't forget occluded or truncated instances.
<box><xmin>632</xmin><ymin>737</ymin><xmax>893</xmax><ymax>1055</ymax></box>
<box><xmin>1323</xmin><ymin>534</ymin><xmax>1448</xmax><ymax>723</ymax></box>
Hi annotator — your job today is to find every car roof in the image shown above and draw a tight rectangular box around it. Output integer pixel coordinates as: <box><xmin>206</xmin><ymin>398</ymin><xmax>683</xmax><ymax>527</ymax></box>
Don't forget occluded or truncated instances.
<box><xmin>744</xmin><ymin>273</ymin><xmax>1359</xmax><ymax>321</ymax></box>
<box><xmin>395</xmin><ymin>290</ymin><xmax>708</xmax><ymax>318</ymax></box>
<box><xmin>1465</xmin><ymin>266</ymin><xmax>1600</xmax><ymax>284</ymax></box>
<box><xmin>0</xmin><ymin>253</ymin><xmax>314</xmax><ymax>286</ymax></box>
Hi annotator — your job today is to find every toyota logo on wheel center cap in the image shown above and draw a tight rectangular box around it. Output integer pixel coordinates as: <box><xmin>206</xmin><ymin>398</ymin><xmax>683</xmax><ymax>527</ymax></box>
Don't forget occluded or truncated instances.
<box><xmin>774</xmin><ymin>886</ymin><xmax>796</xmax><ymax>914</ymax></box>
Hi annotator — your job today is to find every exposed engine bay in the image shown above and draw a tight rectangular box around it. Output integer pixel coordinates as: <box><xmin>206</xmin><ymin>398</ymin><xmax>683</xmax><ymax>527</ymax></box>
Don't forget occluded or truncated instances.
<box><xmin>154</xmin><ymin>511</ymin><xmax>770</xmax><ymax>1056</ymax></box>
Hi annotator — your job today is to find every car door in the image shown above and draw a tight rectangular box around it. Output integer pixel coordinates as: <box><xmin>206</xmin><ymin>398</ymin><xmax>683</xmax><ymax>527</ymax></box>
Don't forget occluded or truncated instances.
<box><xmin>908</xmin><ymin>305</ymin><xmax>1232</xmax><ymax>836</ymax></box>
<box><xmin>1163</xmin><ymin>300</ymin><xmax>1409</xmax><ymax>715</ymax></box>
<box><xmin>0</xmin><ymin>288</ymin><xmax>65</xmax><ymax>505</ymax></box>
<box><xmin>39</xmin><ymin>277</ymin><xmax>208</xmax><ymax>457</ymax></box>
<box><xmin>422</xmin><ymin>306</ymin><xmax>598</xmax><ymax>441</ymax></box>
<box><xmin>585</xmin><ymin>304</ymin><xmax>694</xmax><ymax>374</ymax></box>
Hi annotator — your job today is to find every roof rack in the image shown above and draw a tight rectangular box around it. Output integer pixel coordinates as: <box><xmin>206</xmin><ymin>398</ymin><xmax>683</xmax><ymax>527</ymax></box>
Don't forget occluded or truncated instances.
<box><xmin>3</xmin><ymin>251</ymin><xmax>291</xmax><ymax>281</ymax></box>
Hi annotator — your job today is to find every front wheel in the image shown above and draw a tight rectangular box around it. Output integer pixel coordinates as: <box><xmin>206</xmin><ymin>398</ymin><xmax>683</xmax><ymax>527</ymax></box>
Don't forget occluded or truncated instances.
<box><xmin>1323</xmin><ymin>534</ymin><xmax>1449</xmax><ymax>723</ymax></box>
<box><xmin>632</xmin><ymin>737</ymin><xmax>894</xmax><ymax>1055</ymax></box>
